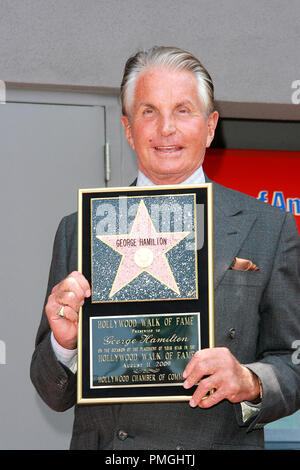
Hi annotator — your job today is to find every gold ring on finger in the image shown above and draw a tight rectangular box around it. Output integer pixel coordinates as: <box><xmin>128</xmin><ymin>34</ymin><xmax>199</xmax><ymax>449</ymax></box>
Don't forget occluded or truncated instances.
<box><xmin>57</xmin><ymin>306</ymin><xmax>65</xmax><ymax>318</ymax></box>
<box><xmin>201</xmin><ymin>388</ymin><xmax>216</xmax><ymax>400</ymax></box>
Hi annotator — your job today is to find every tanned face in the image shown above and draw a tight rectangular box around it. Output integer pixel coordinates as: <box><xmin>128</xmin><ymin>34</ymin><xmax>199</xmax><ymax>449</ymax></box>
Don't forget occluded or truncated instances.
<box><xmin>121</xmin><ymin>67</ymin><xmax>218</xmax><ymax>185</ymax></box>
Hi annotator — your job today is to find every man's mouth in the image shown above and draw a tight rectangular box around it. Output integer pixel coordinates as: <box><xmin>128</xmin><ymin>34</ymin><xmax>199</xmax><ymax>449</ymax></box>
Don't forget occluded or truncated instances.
<box><xmin>154</xmin><ymin>145</ymin><xmax>183</xmax><ymax>153</ymax></box>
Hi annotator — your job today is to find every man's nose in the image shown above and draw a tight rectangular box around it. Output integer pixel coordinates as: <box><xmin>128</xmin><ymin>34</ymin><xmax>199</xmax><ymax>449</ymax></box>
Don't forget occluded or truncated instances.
<box><xmin>159</xmin><ymin>114</ymin><xmax>176</xmax><ymax>136</ymax></box>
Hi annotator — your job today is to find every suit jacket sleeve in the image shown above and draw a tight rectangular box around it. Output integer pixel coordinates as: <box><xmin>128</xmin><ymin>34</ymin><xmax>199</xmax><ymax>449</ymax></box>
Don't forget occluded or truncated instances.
<box><xmin>30</xmin><ymin>214</ymin><xmax>78</xmax><ymax>411</ymax></box>
<box><xmin>243</xmin><ymin>211</ymin><xmax>300</xmax><ymax>430</ymax></box>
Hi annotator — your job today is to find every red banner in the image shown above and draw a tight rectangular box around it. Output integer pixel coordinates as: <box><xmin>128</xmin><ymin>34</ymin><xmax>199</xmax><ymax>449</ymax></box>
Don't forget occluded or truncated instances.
<box><xmin>203</xmin><ymin>148</ymin><xmax>300</xmax><ymax>233</ymax></box>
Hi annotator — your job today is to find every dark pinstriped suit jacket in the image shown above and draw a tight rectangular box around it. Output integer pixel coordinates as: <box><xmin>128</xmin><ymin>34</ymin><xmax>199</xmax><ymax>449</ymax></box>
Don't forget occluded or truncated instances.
<box><xmin>30</xmin><ymin>180</ymin><xmax>300</xmax><ymax>449</ymax></box>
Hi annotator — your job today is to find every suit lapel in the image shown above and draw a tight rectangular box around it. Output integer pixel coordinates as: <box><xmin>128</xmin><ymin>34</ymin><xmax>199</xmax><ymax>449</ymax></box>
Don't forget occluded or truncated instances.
<box><xmin>212</xmin><ymin>182</ymin><xmax>257</xmax><ymax>289</ymax></box>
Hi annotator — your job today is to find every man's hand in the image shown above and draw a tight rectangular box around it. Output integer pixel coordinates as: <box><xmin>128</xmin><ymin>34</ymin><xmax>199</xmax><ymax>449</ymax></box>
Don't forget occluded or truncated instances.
<box><xmin>45</xmin><ymin>271</ymin><xmax>91</xmax><ymax>350</ymax></box>
<box><xmin>183</xmin><ymin>347</ymin><xmax>261</xmax><ymax>408</ymax></box>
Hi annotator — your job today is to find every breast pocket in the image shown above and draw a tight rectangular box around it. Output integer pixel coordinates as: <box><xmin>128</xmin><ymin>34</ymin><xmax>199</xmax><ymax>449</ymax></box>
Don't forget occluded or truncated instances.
<box><xmin>215</xmin><ymin>269</ymin><xmax>265</xmax><ymax>360</ymax></box>
<box><xmin>220</xmin><ymin>269</ymin><xmax>265</xmax><ymax>287</ymax></box>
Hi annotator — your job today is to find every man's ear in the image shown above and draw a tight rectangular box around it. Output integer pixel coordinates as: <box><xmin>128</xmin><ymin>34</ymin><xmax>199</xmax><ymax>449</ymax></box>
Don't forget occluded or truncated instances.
<box><xmin>121</xmin><ymin>116</ymin><xmax>135</xmax><ymax>150</ymax></box>
<box><xmin>206</xmin><ymin>111</ymin><xmax>219</xmax><ymax>148</ymax></box>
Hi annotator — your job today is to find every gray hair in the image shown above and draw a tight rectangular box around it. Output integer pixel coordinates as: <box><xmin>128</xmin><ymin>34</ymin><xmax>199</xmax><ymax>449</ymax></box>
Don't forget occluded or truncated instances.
<box><xmin>120</xmin><ymin>46</ymin><xmax>215</xmax><ymax>118</ymax></box>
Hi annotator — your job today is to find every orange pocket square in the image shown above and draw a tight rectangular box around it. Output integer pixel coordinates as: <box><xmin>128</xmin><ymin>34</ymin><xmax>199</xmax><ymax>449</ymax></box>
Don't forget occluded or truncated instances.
<box><xmin>231</xmin><ymin>257</ymin><xmax>259</xmax><ymax>271</ymax></box>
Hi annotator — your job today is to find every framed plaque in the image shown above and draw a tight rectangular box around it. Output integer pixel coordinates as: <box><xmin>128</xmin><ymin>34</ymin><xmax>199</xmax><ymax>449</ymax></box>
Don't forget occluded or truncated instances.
<box><xmin>77</xmin><ymin>184</ymin><xmax>214</xmax><ymax>404</ymax></box>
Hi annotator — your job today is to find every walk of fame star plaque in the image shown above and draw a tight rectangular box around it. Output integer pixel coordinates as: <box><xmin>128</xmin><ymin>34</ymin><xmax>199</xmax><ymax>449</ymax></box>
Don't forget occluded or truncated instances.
<box><xmin>77</xmin><ymin>184</ymin><xmax>214</xmax><ymax>404</ymax></box>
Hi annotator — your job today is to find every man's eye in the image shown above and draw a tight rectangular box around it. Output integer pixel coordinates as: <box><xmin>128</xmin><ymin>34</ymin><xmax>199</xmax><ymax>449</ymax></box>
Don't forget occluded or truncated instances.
<box><xmin>143</xmin><ymin>108</ymin><xmax>154</xmax><ymax>115</ymax></box>
<box><xmin>177</xmin><ymin>108</ymin><xmax>189</xmax><ymax>114</ymax></box>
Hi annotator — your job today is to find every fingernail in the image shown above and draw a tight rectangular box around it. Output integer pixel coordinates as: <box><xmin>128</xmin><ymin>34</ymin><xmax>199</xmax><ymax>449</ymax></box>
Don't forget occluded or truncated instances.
<box><xmin>85</xmin><ymin>289</ymin><xmax>91</xmax><ymax>297</ymax></box>
<box><xmin>189</xmin><ymin>399</ymin><xmax>196</xmax><ymax>407</ymax></box>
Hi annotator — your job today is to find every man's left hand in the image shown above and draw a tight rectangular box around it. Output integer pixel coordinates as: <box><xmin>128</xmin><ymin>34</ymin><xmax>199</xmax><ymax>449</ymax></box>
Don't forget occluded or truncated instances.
<box><xmin>183</xmin><ymin>347</ymin><xmax>261</xmax><ymax>408</ymax></box>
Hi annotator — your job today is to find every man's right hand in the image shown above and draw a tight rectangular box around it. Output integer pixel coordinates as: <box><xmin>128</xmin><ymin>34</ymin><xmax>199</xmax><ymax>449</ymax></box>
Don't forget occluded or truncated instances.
<box><xmin>45</xmin><ymin>271</ymin><xmax>91</xmax><ymax>350</ymax></box>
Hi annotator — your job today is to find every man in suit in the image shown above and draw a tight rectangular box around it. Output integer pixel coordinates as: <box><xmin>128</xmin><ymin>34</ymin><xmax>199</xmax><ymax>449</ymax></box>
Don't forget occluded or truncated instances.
<box><xmin>30</xmin><ymin>46</ymin><xmax>300</xmax><ymax>450</ymax></box>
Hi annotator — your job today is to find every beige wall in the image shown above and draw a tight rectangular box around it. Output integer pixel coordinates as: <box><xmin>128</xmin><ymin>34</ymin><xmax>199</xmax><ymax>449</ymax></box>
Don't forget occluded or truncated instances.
<box><xmin>0</xmin><ymin>0</ymin><xmax>299</xmax><ymax>107</ymax></box>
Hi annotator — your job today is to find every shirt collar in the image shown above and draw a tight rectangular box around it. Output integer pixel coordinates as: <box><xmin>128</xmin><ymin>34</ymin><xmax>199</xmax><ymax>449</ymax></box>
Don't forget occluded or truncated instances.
<box><xmin>136</xmin><ymin>166</ymin><xmax>206</xmax><ymax>187</ymax></box>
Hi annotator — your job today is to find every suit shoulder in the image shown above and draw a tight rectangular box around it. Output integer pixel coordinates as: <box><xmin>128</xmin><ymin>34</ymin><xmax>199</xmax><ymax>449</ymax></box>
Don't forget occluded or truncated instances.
<box><xmin>62</xmin><ymin>211</ymin><xmax>78</xmax><ymax>223</ymax></box>
<box><xmin>54</xmin><ymin>211</ymin><xmax>78</xmax><ymax>248</ymax></box>
<box><xmin>59</xmin><ymin>211</ymin><xmax>78</xmax><ymax>230</ymax></box>
<box><xmin>212</xmin><ymin>181</ymin><xmax>287</xmax><ymax>219</ymax></box>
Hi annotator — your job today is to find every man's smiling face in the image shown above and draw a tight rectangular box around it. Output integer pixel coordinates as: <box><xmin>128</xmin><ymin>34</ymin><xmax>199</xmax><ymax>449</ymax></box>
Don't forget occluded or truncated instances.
<box><xmin>121</xmin><ymin>67</ymin><xmax>218</xmax><ymax>185</ymax></box>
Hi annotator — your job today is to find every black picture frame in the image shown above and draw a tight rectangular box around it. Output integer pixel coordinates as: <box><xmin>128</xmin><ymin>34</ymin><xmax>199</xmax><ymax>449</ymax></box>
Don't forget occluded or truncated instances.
<box><xmin>77</xmin><ymin>184</ymin><xmax>214</xmax><ymax>404</ymax></box>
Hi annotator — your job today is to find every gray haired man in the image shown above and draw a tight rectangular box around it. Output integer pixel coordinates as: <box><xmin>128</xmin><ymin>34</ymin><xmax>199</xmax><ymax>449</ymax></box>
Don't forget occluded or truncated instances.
<box><xmin>31</xmin><ymin>46</ymin><xmax>300</xmax><ymax>450</ymax></box>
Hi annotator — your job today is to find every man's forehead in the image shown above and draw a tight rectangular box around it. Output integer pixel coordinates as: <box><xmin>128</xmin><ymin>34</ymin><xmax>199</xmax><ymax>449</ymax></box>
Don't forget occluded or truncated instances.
<box><xmin>133</xmin><ymin>68</ymin><xmax>200</xmax><ymax>104</ymax></box>
<box><xmin>136</xmin><ymin>99</ymin><xmax>196</xmax><ymax>109</ymax></box>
